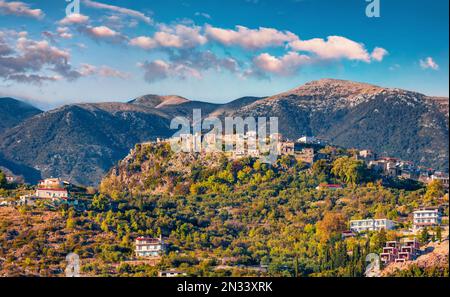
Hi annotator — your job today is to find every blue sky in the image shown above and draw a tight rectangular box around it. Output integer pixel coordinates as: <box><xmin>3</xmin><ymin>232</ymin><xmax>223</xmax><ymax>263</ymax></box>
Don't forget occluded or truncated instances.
<box><xmin>0</xmin><ymin>0</ymin><xmax>448</xmax><ymax>109</ymax></box>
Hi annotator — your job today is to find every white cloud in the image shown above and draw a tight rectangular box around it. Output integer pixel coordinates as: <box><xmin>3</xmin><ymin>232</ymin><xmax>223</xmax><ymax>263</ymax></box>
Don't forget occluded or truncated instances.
<box><xmin>80</xmin><ymin>63</ymin><xmax>130</xmax><ymax>79</ymax></box>
<box><xmin>371</xmin><ymin>47</ymin><xmax>388</xmax><ymax>62</ymax></box>
<box><xmin>82</xmin><ymin>0</ymin><xmax>153</xmax><ymax>25</ymax></box>
<box><xmin>88</xmin><ymin>26</ymin><xmax>119</xmax><ymax>38</ymax></box>
<box><xmin>130</xmin><ymin>25</ymin><xmax>207</xmax><ymax>50</ymax></box>
<box><xmin>59</xmin><ymin>13</ymin><xmax>89</xmax><ymax>25</ymax></box>
<box><xmin>82</xmin><ymin>26</ymin><xmax>127</xmax><ymax>43</ymax></box>
<box><xmin>130</xmin><ymin>36</ymin><xmax>156</xmax><ymax>49</ymax></box>
<box><xmin>205</xmin><ymin>25</ymin><xmax>298</xmax><ymax>50</ymax></box>
<box><xmin>0</xmin><ymin>0</ymin><xmax>44</xmax><ymax>19</ymax></box>
<box><xmin>253</xmin><ymin>52</ymin><xmax>310</xmax><ymax>75</ymax></box>
<box><xmin>290</xmin><ymin>36</ymin><xmax>372</xmax><ymax>62</ymax></box>
<box><xmin>56</xmin><ymin>27</ymin><xmax>73</xmax><ymax>39</ymax></box>
<box><xmin>420</xmin><ymin>57</ymin><xmax>439</xmax><ymax>70</ymax></box>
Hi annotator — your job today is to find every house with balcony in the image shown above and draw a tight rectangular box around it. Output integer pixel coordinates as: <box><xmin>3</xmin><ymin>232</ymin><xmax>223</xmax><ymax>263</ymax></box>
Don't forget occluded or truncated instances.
<box><xmin>396</xmin><ymin>238</ymin><xmax>420</xmax><ymax>263</ymax></box>
<box><xmin>380</xmin><ymin>238</ymin><xmax>420</xmax><ymax>265</ymax></box>
<box><xmin>349</xmin><ymin>218</ymin><xmax>395</xmax><ymax>233</ymax></box>
<box><xmin>380</xmin><ymin>241</ymin><xmax>399</xmax><ymax>265</ymax></box>
<box><xmin>412</xmin><ymin>207</ymin><xmax>442</xmax><ymax>231</ymax></box>
<box><xmin>135</xmin><ymin>236</ymin><xmax>166</xmax><ymax>258</ymax></box>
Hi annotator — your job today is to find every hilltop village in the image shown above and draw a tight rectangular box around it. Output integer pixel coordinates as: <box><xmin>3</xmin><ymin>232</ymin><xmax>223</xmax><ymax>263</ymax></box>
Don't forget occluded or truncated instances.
<box><xmin>0</xmin><ymin>133</ymin><xmax>448</xmax><ymax>277</ymax></box>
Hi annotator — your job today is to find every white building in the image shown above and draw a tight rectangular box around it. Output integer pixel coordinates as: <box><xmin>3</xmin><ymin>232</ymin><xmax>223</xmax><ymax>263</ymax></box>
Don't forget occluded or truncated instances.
<box><xmin>35</xmin><ymin>188</ymin><xmax>68</xmax><ymax>199</ymax></box>
<box><xmin>38</xmin><ymin>177</ymin><xmax>64</xmax><ymax>188</ymax></box>
<box><xmin>297</xmin><ymin>136</ymin><xmax>316</xmax><ymax>144</ymax></box>
<box><xmin>350</xmin><ymin>218</ymin><xmax>395</xmax><ymax>233</ymax></box>
<box><xmin>135</xmin><ymin>236</ymin><xmax>165</xmax><ymax>257</ymax></box>
<box><xmin>413</xmin><ymin>207</ymin><xmax>442</xmax><ymax>231</ymax></box>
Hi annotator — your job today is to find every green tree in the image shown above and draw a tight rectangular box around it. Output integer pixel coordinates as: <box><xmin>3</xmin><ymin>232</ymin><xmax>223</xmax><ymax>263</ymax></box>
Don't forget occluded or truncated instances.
<box><xmin>331</xmin><ymin>157</ymin><xmax>368</xmax><ymax>185</ymax></box>
<box><xmin>420</xmin><ymin>227</ymin><xmax>429</xmax><ymax>244</ymax></box>
<box><xmin>436</xmin><ymin>226</ymin><xmax>442</xmax><ymax>242</ymax></box>
<box><xmin>312</xmin><ymin>159</ymin><xmax>331</xmax><ymax>178</ymax></box>
<box><xmin>91</xmin><ymin>194</ymin><xmax>110</xmax><ymax>211</ymax></box>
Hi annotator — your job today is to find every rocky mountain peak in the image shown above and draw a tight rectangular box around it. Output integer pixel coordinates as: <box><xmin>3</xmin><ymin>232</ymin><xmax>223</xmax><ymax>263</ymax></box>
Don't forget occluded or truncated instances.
<box><xmin>129</xmin><ymin>94</ymin><xmax>190</xmax><ymax>109</ymax></box>
<box><xmin>274</xmin><ymin>78</ymin><xmax>385</xmax><ymax>100</ymax></box>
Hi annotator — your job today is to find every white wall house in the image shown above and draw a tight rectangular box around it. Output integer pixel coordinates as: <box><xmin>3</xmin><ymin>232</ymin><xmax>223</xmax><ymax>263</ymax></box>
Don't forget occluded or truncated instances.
<box><xmin>38</xmin><ymin>178</ymin><xmax>64</xmax><ymax>188</ymax></box>
<box><xmin>413</xmin><ymin>207</ymin><xmax>442</xmax><ymax>231</ymax></box>
<box><xmin>35</xmin><ymin>188</ymin><xmax>68</xmax><ymax>199</ymax></box>
<box><xmin>297</xmin><ymin>136</ymin><xmax>316</xmax><ymax>144</ymax></box>
<box><xmin>135</xmin><ymin>236</ymin><xmax>165</xmax><ymax>257</ymax></box>
<box><xmin>350</xmin><ymin>219</ymin><xmax>395</xmax><ymax>233</ymax></box>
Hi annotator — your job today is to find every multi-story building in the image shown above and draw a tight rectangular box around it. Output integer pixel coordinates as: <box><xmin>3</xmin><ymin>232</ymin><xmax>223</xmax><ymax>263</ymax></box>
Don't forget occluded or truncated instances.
<box><xmin>135</xmin><ymin>236</ymin><xmax>165</xmax><ymax>257</ymax></box>
<box><xmin>381</xmin><ymin>238</ymin><xmax>420</xmax><ymax>265</ymax></box>
<box><xmin>397</xmin><ymin>238</ymin><xmax>420</xmax><ymax>262</ymax></box>
<box><xmin>349</xmin><ymin>218</ymin><xmax>395</xmax><ymax>233</ymax></box>
<box><xmin>380</xmin><ymin>241</ymin><xmax>399</xmax><ymax>265</ymax></box>
<box><xmin>412</xmin><ymin>207</ymin><xmax>442</xmax><ymax>231</ymax></box>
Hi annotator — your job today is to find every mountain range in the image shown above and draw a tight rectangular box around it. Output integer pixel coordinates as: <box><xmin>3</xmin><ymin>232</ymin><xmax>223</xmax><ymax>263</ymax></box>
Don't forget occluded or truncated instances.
<box><xmin>0</xmin><ymin>79</ymin><xmax>448</xmax><ymax>186</ymax></box>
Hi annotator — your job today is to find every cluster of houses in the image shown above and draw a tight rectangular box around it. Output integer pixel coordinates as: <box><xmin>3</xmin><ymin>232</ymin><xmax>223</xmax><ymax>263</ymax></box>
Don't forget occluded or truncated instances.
<box><xmin>18</xmin><ymin>178</ymin><xmax>78</xmax><ymax>207</ymax></box>
<box><xmin>155</xmin><ymin>133</ymin><xmax>450</xmax><ymax>189</ymax></box>
<box><xmin>380</xmin><ymin>238</ymin><xmax>421</xmax><ymax>265</ymax></box>
<box><xmin>154</xmin><ymin>133</ymin><xmax>327</xmax><ymax>167</ymax></box>
<box><xmin>344</xmin><ymin>206</ymin><xmax>446</xmax><ymax>265</ymax></box>
<box><xmin>356</xmin><ymin>150</ymin><xmax>449</xmax><ymax>189</ymax></box>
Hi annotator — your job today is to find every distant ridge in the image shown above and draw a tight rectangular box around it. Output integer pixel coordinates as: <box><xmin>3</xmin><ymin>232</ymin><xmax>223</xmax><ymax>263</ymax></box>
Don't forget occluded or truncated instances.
<box><xmin>0</xmin><ymin>97</ymin><xmax>42</xmax><ymax>133</ymax></box>
<box><xmin>0</xmin><ymin>79</ymin><xmax>448</xmax><ymax>185</ymax></box>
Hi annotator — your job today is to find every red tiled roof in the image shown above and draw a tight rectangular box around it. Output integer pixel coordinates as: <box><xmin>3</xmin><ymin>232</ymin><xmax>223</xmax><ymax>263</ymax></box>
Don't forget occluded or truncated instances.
<box><xmin>136</xmin><ymin>237</ymin><xmax>161</xmax><ymax>243</ymax></box>
<box><xmin>319</xmin><ymin>184</ymin><xmax>343</xmax><ymax>188</ymax></box>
